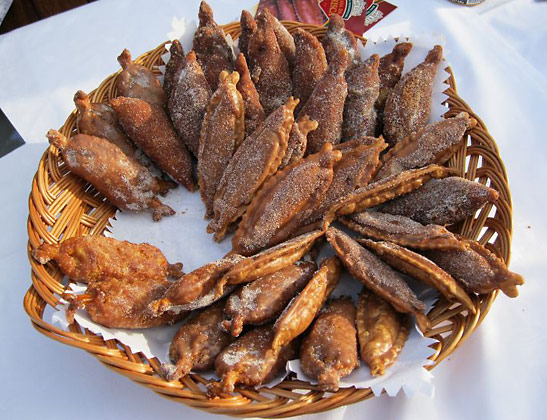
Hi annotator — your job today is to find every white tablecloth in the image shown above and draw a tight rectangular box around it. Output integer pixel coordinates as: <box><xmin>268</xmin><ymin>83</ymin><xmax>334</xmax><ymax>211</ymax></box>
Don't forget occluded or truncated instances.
<box><xmin>1</xmin><ymin>1</ymin><xmax>546</xmax><ymax>419</ymax></box>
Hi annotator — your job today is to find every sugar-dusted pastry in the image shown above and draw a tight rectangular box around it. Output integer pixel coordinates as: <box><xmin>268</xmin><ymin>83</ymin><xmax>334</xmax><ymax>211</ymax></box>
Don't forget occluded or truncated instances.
<box><xmin>357</xmin><ymin>289</ymin><xmax>409</xmax><ymax>376</ymax></box>
<box><xmin>376</xmin><ymin>113</ymin><xmax>477</xmax><ymax>180</ymax></box>
<box><xmin>381</xmin><ymin>176</ymin><xmax>499</xmax><ymax>226</ymax></box>
<box><xmin>339</xmin><ymin>211</ymin><xmax>464</xmax><ymax>251</ymax></box>
<box><xmin>193</xmin><ymin>1</ymin><xmax>234</xmax><ymax>91</ymax></box>
<box><xmin>300</xmin><ymin>298</ymin><xmax>359</xmax><ymax>391</ymax></box>
<box><xmin>298</xmin><ymin>50</ymin><xmax>348</xmax><ymax>154</ymax></box>
<box><xmin>322</xmin><ymin>14</ymin><xmax>360</xmax><ymax>67</ymax></box>
<box><xmin>208</xmin><ymin>97</ymin><xmax>298</xmax><ymax>241</ymax></box>
<box><xmin>210</xmin><ymin>325</ymin><xmax>296</xmax><ymax>395</ymax></box>
<box><xmin>257</xmin><ymin>8</ymin><xmax>296</xmax><ymax>68</ymax></box>
<box><xmin>247</xmin><ymin>11</ymin><xmax>292</xmax><ymax>115</ymax></box>
<box><xmin>343</xmin><ymin>54</ymin><xmax>380</xmax><ymax>140</ymax></box>
<box><xmin>168</xmin><ymin>51</ymin><xmax>212</xmax><ymax>157</ymax></box>
<box><xmin>424</xmin><ymin>239</ymin><xmax>524</xmax><ymax>298</ymax></box>
<box><xmin>279</xmin><ymin>115</ymin><xmax>318</xmax><ymax>169</ymax></box>
<box><xmin>232</xmin><ymin>143</ymin><xmax>342</xmax><ymax>256</ymax></box>
<box><xmin>376</xmin><ymin>42</ymin><xmax>413</xmax><ymax>115</ymax></box>
<box><xmin>222</xmin><ymin>262</ymin><xmax>316</xmax><ymax>337</ymax></box>
<box><xmin>272</xmin><ymin>257</ymin><xmax>341</xmax><ymax>351</ymax></box>
<box><xmin>326</xmin><ymin>227</ymin><xmax>429</xmax><ymax>332</ymax></box>
<box><xmin>163</xmin><ymin>39</ymin><xmax>184</xmax><ymax>100</ymax></box>
<box><xmin>32</xmin><ymin>235</ymin><xmax>183</xmax><ymax>284</ymax></box>
<box><xmin>238</xmin><ymin>9</ymin><xmax>256</xmax><ymax>57</ymax></box>
<box><xmin>116</xmin><ymin>49</ymin><xmax>166</xmax><ymax>107</ymax></box>
<box><xmin>111</xmin><ymin>96</ymin><xmax>195</xmax><ymax>191</ymax></box>
<box><xmin>234</xmin><ymin>53</ymin><xmax>265</xmax><ymax>137</ymax></box>
<box><xmin>163</xmin><ymin>302</ymin><xmax>234</xmax><ymax>381</ymax></box>
<box><xmin>46</xmin><ymin>130</ymin><xmax>176</xmax><ymax>221</ymax></box>
<box><xmin>198</xmin><ymin>71</ymin><xmax>245</xmax><ymax>218</ymax></box>
<box><xmin>383</xmin><ymin>45</ymin><xmax>443</xmax><ymax>146</ymax></box>
<box><xmin>359</xmin><ymin>238</ymin><xmax>475</xmax><ymax>312</ymax></box>
<box><xmin>292</xmin><ymin>29</ymin><xmax>328</xmax><ymax>112</ymax></box>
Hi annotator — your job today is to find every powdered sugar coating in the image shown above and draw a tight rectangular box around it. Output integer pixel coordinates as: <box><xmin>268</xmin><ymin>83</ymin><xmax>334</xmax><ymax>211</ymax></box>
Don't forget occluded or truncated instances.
<box><xmin>322</xmin><ymin>14</ymin><xmax>360</xmax><ymax>68</ymax></box>
<box><xmin>164</xmin><ymin>40</ymin><xmax>184</xmax><ymax>100</ymax></box>
<box><xmin>234</xmin><ymin>53</ymin><xmax>265</xmax><ymax>137</ymax></box>
<box><xmin>257</xmin><ymin>8</ymin><xmax>296</xmax><ymax>67</ymax></box>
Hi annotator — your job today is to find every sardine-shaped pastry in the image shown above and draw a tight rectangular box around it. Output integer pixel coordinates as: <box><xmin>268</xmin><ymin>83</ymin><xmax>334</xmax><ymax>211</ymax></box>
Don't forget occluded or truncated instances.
<box><xmin>424</xmin><ymin>239</ymin><xmax>524</xmax><ymax>298</ymax></box>
<box><xmin>210</xmin><ymin>325</ymin><xmax>296</xmax><ymax>395</ymax></box>
<box><xmin>326</xmin><ymin>227</ymin><xmax>429</xmax><ymax>332</ymax></box>
<box><xmin>234</xmin><ymin>53</ymin><xmax>265</xmax><ymax>137</ymax></box>
<box><xmin>272</xmin><ymin>257</ymin><xmax>341</xmax><ymax>351</ymax></box>
<box><xmin>343</xmin><ymin>54</ymin><xmax>380</xmax><ymax>140</ymax></box>
<box><xmin>198</xmin><ymin>71</ymin><xmax>245</xmax><ymax>218</ymax></box>
<box><xmin>116</xmin><ymin>49</ymin><xmax>166</xmax><ymax>107</ymax></box>
<box><xmin>376</xmin><ymin>113</ymin><xmax>477</xmax><ymax>180</ymax></box>
<box><xmin>383</xmin><ymin>45</ymin><xmax>443</xmax><ymax>146</ymax></box>
<box><xmin>247</xmin><ymin>11</ymin><xmax>292</xmax><ymax>115</ymax></box>
<box><xmin>163</xmin><ymin>302</ymin><xmax>234</xmax><ymax>381</ymax></box>
<box><xmin>257</xmin><ymin>8</ymin><xmax>296</xmax><ymax>67</ymax></box>
<box><xmin>339</xmin><ymin>211</ymin><xmax>464</xmax><ymax>250</ymax></box>
<box><xmin>110</xmin><ymin>96</ymin><xmax>195</xmax><ymax>191</ymax></box>
<box><xmin>376</xmin><ymin>42</ymin><xmax>413</xmax><ymax>115</ymax></box>
<box><xmin>322</xmin><ymin>14</ymin><xmax>361</xmax><ymax>67</ymax></box>
<box><xmin>357</xmin><ymin>289</ymin><xmax>409</xmax><ymax>376</ymax></box>
<box><xmin>46</xmin><ymin>130</ymin><xmax>176</xmax><ymax>221</ymax></box>
<box><xmin>163</xmin><ymin>39</ymin><xmax>185</xmax><ymax>100</ymax></box>
<box><xmin>238</xmin><ymin>9</ymin><xmax>256</xmax><ymax>57</ymax></box>
<box><xmin>208</xmin><ymin>97</ymin><xmax>298</xmax><ymax>241</ymax></box>
<box><xmin>358</xmin><ymin>239</ymin><xmax>475</xmax><ymax>312</ymax></box>
<box><xmin>298</xmin><ymin>50</ymin><xmax>348</xmax><ymax>154</ymax></box>
<box><xmin>381</xmin><ymin>176</ymin><xmax>499</xmax><ymax>226</ymax></box>
<box><xmin>292</xmin><ymin>29</ymin><xmax>327</xmax><ymax>110</ymax></box>
<box><xmin>232</xmin><ymin>143</ymin><xmax>342</xmax><ymax>256</ymax></box>
<box><xmin>300</xmin><ymin>298</ymin><xmax>358</xmax><ymax>391</ymax></box>
<box><xmin>279</xmin><ymin>115</ymin><xmax>318</xmax><ymax>169</ymax></box>
<box><xmin>193</xmin><ymin>1</ymin><xmax>234</xmax><ymax>90</ymax></box>
<box><xmin>168</xmin><ymin>51</ymin><xmax>212</xmax><ymax>157</ymax></box>
<box><xmin>222</xmin><ymin>262</ymin><xmax>316</xmax><ymax>337</ymax></box>
<box><xmin>32</xmin><ymin>235</ymin><xmax>182</xmax><ymax>284</ymax></box>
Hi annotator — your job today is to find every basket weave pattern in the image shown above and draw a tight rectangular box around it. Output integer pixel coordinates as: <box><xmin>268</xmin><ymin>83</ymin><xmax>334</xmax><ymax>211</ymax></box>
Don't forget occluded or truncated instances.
<box><xmin>24</xmin><ymin>22</ymin><xmax>512</xmax><ymax>417</ymax></box>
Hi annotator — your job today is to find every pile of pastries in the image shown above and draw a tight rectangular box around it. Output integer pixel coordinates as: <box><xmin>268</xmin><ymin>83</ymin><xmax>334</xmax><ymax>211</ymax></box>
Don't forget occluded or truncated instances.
<box><xmin>35</xmin><ymin>2</ymin><xmax>524</xmax><ymax>394</ymax></box>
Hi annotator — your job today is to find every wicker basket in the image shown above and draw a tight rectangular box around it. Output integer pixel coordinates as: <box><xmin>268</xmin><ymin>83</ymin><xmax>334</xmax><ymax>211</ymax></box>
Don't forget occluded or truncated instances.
<box><xmin>25</xmin><ymin>21</ymin><xmax>512</xmax><ymax>418</ymax></box>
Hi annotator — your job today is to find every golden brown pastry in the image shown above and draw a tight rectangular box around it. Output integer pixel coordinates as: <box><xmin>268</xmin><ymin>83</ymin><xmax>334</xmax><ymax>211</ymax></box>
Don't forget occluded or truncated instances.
<box><xmin>167</xmin><ymin>50</ymin><xmax>212</xmax><ymax>157</ymax></box>
<box><xmin>110</xmin><ymin>96</ymin><xmax>195</xmax><ymax>191</ymax></box>
<box><xmin>326</xmin><ymin>227</ymin><xmax>429</xmax><ymax>332</ymax></box>
<box><xmin>222</xmin><ymin>262</ymin><xmax>316</xmax><ymax>337</ymax></box>
<box><xmin>238</xmin><ymin>9</ymin><xmax>256</xmax><ymax>58</ymax></box>
<box><xmin>232</xmin><ymin>143</ymin><xmax>342</xmax><ymax>256</ymax></box>
<box><xmin>198</xmin><ymin>71</ymin><xmax>245</xmax><ymax>218</ymax></box>
<box><xmin>234</xmin><ymin>53</ymin><xmax>265</xmax><ymax>137</ymax></box>
<box><xmin>208</xmin><ymin>97</ymin><xmax>297</xmax><ymax>241</ymax></box>
<box><xmin>193</xmin><ymin>1</ymin><xmax>234</xmax><ymax>91</ymax></box>
<box><xmin>257</xmin><ymin>8</ymin><xmax>296</xmax><ymax>68</ymax></box>
<box><xmin>322</xmin><ymin>14</ymin><xmax>361</xmax><ymax>67</ymax></box>
<box><xmin>383</xmin><ymin>45</ymin><xmax>443</xmax><ymax>146</ymax></box>
<box><xmin>279</xmin><ymin>115</ymin><xmax>318</xmax><ymax>169</ymax></box>
<box><xmin>300</xmin><ymin>298</ymin><xmax>359</xmax><ymax>391</ymax></box>
<box><xmin>164</xmin><ymin>302</ymin><xmax>234</xmax><ymax>381</ymax></box>
<box><xmin>376</xmin><ymin>42</ymin><xmax>413</xmax><ymax>116</ymax></box>
<box><xmin>46</xmin><ymin>130</ymin><xmax>176</xmax><ymax>220</ymax></box>
<box><xmin>163</xmin><ymin>39</ymin><xmax>185</xmax><ymax>100</ymax></box>
<box><xmin>116</xmin><ymin>49</ymin><xmax>166</xmax><ymax>107</ymax></box>
<box><xmin>298</xmin><ymin>50</ymin><xmax>348</xmax><ymax>154</ymax></box>
<box><xmin>357</xmin><ymin>289</ymin><xmax>409</xmax><ymax>376</ymax></box>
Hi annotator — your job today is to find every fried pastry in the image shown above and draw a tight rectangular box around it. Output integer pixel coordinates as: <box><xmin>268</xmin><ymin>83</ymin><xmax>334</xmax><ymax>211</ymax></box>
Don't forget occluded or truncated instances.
<box><xmin>298</xmin><ymin>50</ymin><xmax>348</xmax><ymax>154</ymax></box>
<box><xmin>357</xmin><ymin>289</ymin><xmax>409</xmax><ymax>376</ymax></box>
<box><xmin>208</xmin><ymin>97</ymin><xmax>298</xmax><ymax>241</ymax></box>
<box><xmin>359</xmin><ymin>238</ymin><xmax>475</xmax><ymax>313</ymax></box>
<box><xmin>167</xmin><ymin>50</ymin><xmax>212</xmax><ymax>157</ymax></box>
<box><xmin>110</xmin><ymin>96</ymin><xmax>195</xmax><ymax>191</ymax></box>
<box><xmin>322</xmin><ymin>14</ymin><xmax>360</xmax><ymax>67</ymax></box>
<box><xmin>279</xmin><ymin>115</ymin><xmax>318</xmax><ymax>169</ymax></box>
<box><xmin>198</xmin><ymin>71</ymin><xmax>245</xmax><ymax>218</ymax></box>
<box><xmin>163</xmin><ymin>39</ymin><xmax>185</xmax><ymax>100</ymax></box>
<box><xmin>292</xmin><ymin>29</ymin><xmax>327</xmax><ymax>110</ymax></box>
<box><xmin>339</xmin><ymin>211</ymin><xmax>464</xmax><ymax>250</ymax></box>
<box><xmin>232</xmin><ymin>143</ymin><xmax>342</xmax><ymax>256</ymax></box>
<box><xmin>257</xmin><ymin>8</ymin><xmax>296</xmax><ymax>68</ymax></box>
<box><xmin>238</xmin><ymin>9</ymin><xmax>256</xmax><ymax>57</ymax></box>
<box><xmin>272</xmin><ymin>257</ymin><xmax>341</xmax><ymax>351</ymax></box>
<box><xmin>300</xmin><ymin>298</ymin><xmax>358</xmax><ymax>391</ymax></box>
<box><xmin>222</xmin><ymin>262</ymin><xmax>316</xmax><ymax>337</ymax></box>
<box><xmin>376</xmin><ymin>42</ymin><xmax>413</xmax><ymax>116</ymax></box>
<box><xmin>164</xmin><ymin>302</ymin><xmax>234</xmax><ymax>381</ymax></box>
<box><xmin>376</xmin><ymin>113</ymin><xmax>477</xmax><ymax>180</ymax></box>
<box><xmin>343</xmin><ymin>54</ymin><xmax>380</xmax><ymax>140</ymax></box>
<box><xmin>210</xmin><ymin>325</ymin><xmax>296</xmax><ymax>395</ymax></box>
<box><xmin>381</xmin><ymin>176</ymin><xmax>499</xmax><ymax>226</ymax></box>
<box><xmin>46</xmin><ymin>130</ymin><xmax>176</xmax><ymax>220</ymax></box>
<box><xmin>193</xmin><ymin>1</ymin><xmax>234</xmax><ymax>91</ymax></box>
<box><xmin>116</xmin><ymin>49</ymin><xmax>166</xmax><ymax>107</ymax></box>
<box><xmin>326</xmin><ymin>227</ymin><xmax>429</xmax><ymax>332</ymax></box>
<box><xmin>234</xmin><ymin>53</ymin><xmax>265</xmax><ymax>137</ymax></box>
<box><xmin>383</xmin><ymin>45</ymin><xmax>443</xmax><ymax>146</ymax></box>
<box><xmin>424</xmin><ymin>239</ymin><xmax>524</xmax><ymax>298</ymax></box>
